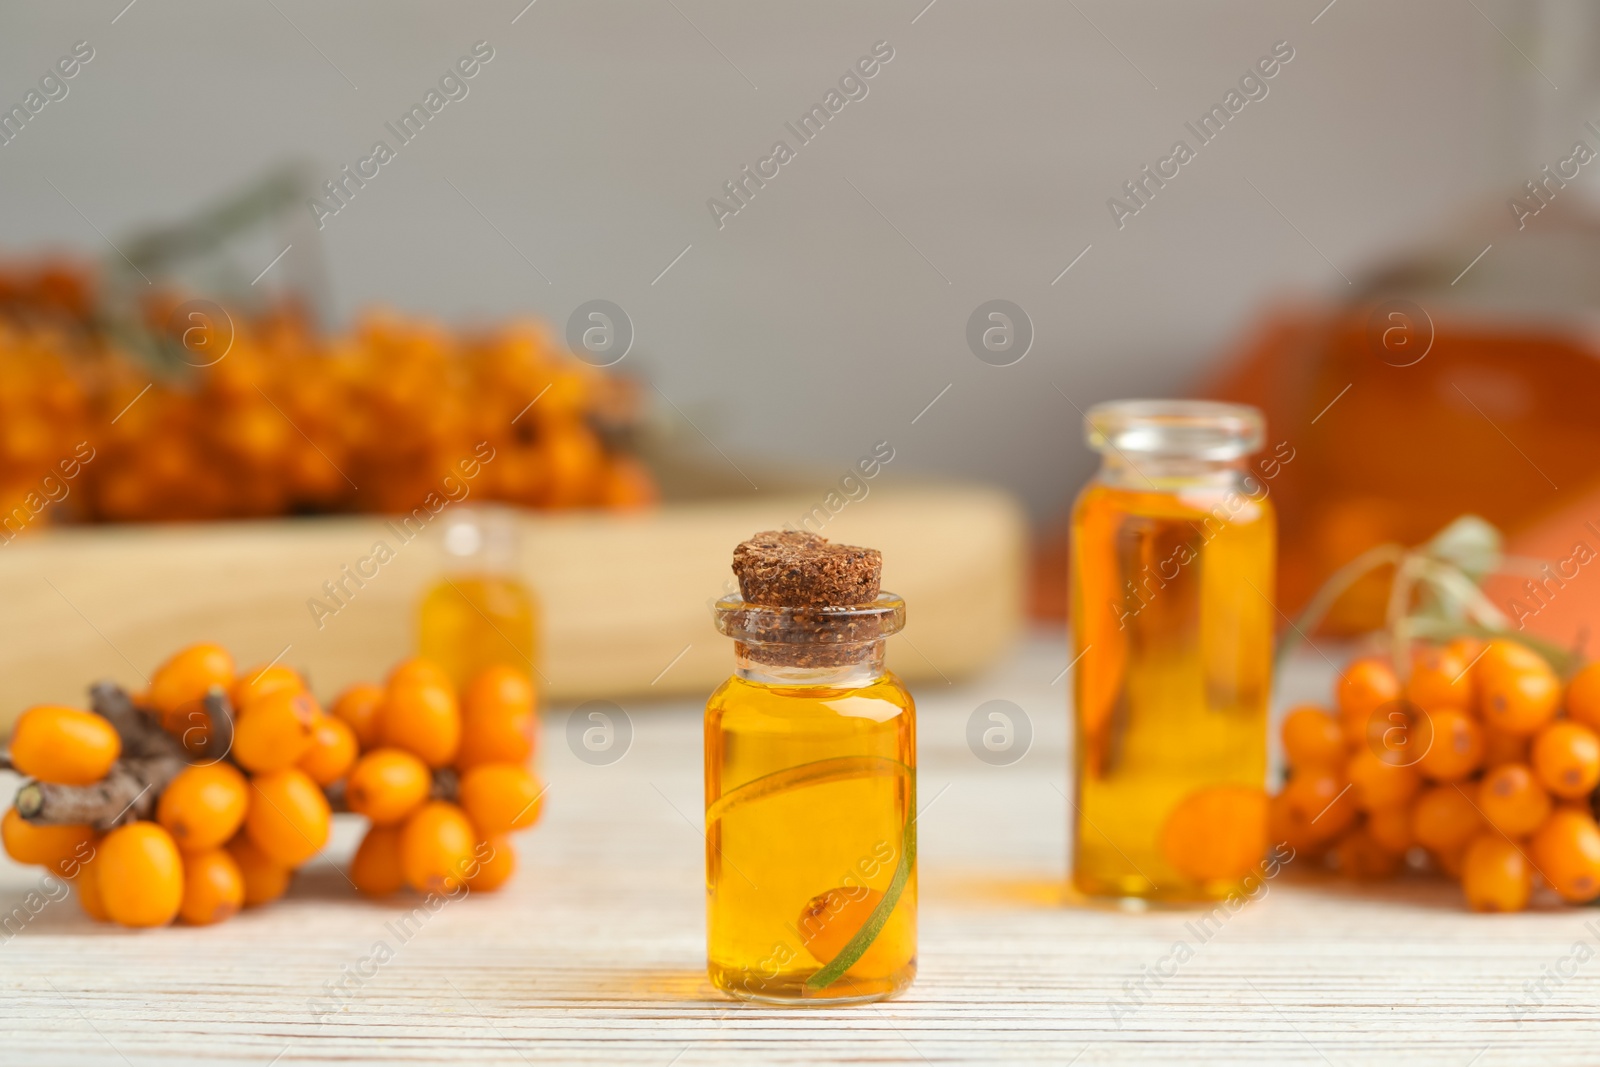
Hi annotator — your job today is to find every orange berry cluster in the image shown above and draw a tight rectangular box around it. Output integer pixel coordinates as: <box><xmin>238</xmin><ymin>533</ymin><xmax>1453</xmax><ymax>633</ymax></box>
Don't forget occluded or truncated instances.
<box><xmin>2</xmin><ymin>641</ymin><xmax>542</xmax><ymax>928</ymax></box>
<box><xmin>0</xmin><ymin>256</ymin><xmax>654</xmax><ymax>527</ymax></box>
<box><xmin>1273</xmin><ymin>637</ymin><xmax>1600</xmax><ymax>911</ymax></box>
<box><xmin>335</xmin><ymin>658</ymin><xmax>542</xmax><ymax>899</ymax></box>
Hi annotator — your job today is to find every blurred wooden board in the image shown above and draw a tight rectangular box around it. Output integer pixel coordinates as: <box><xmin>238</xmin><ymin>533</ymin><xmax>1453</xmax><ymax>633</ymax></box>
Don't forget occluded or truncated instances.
<box><xmin>3</xmin><ymin>637</ymin><xmax>1597</xmax><ymax>1066</ymax></box>
<box><xmin>0</xmin><ymin>483</ymin><xmax>1024</xmax><ymax>721</ymax></box>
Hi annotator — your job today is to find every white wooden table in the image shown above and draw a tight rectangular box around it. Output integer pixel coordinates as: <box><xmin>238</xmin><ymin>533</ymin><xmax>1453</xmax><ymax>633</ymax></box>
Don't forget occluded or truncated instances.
<box><xmin>3</xmin><ymin>635</ymin><xmax>1598</xmax><ymax>1065</ymax></box>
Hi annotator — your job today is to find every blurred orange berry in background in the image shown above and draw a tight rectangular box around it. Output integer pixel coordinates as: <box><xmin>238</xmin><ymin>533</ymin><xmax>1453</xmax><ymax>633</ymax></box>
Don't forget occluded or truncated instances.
<box><xmin>1530</xmin><ymin>807</ymin><xmax>1600</xmax><ymax>903</ymax></box>
<box><xmin>1530</xmin><ymin>721</ymin><xmax>1600</xmax><ymax>800</ymax></box>
<box><xmin>1477</xmin><ymin>640</ymin><xmax>1560</xmax><ymax>736</ymax></box>
<box><xmin>330</xmin><ymin>682</ymin><xmax>385</xmax><ymax>751</ymax></box>
<box><xmin>1280</xmin><ymin>706</ymin><xmax>1344</xmax><ymax>772</ymax></box>
<box><xmin>1337</xmin><ymin>657</ymin><xmax>1401</xmax><ymax>748</ymax></box>
<box><xmin>1157</xmin><ymin>785</ymin><xmax>1268</xmax><ymax>883</ymax></box>
<box><xmin>1477</xmin><ymin>762</ymin><xmax>1552</xmax><ymax>838</ymax></box>
<box><xmin>1461</xmin><ymin>834</ymin><xmax>1533</xmax><ymax>912</ymax></box>
<box><xmin>0</xmin><ymin>262</ymin><xmax>656</xmax><ymax>533</ymax></box>
<box><xmin>227</xmin><ymin>835</ymin><xmax>292</xmax><ymax>907</ymax></box>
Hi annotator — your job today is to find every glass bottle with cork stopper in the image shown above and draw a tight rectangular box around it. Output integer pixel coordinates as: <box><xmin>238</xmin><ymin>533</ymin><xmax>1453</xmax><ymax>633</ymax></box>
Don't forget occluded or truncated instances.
<box><xmin>418</xmin><ymin>505</ymin><xmax>539</xmax><ymax>691</ymax></box>
<box><xmin>1071</xmin><ymin>400</ymin><xmax>1275</xmax><ymax>902</ymax></box>
<box><xmin>706</xmin><ymin>531</ymin><xmax>917</xmax><ymax>1004</ymax></box>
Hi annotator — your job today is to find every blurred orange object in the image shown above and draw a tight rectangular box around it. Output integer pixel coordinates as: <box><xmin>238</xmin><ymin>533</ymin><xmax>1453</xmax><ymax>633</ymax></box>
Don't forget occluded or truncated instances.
<box><xmin>1203</xmin><ymin>302</ymin><xmax>1600</xmax><ymax>634</ymax></box>
<box><xmin>0</xmin><ymin>255</ymin><xmax>655</xmax><ymax>534</ymax></box>
<box><xmin>1035</xmin><ymin>208</ymin><xmax>1600</xmax><ymax>637</ymax></box>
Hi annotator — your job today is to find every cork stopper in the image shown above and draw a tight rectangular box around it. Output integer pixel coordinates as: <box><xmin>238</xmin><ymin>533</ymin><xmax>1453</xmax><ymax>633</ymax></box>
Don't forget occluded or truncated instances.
<box><xmin>718</xmin><ymin>531</ymin><xmax>899</xmax><ymax>674</ymax></box>
<box><xmin>731</xmin><ymin>530</ymin><xmax>882</xmax><ymax>608</ymax></box>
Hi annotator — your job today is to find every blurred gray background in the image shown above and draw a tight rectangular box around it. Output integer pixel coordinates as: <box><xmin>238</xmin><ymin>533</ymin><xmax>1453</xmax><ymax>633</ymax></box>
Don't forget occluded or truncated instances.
<box><xmin>4</xmin><ymin>0</ymin><xmax>1596</xmax><ymax>520</ymax></box>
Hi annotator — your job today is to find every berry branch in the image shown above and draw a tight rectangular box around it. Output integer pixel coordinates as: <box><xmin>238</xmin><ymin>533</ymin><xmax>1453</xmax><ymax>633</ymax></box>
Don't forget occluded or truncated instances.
<box><xmin>13</xmin><ymin>682</ymin><xmax>208</xmax><ymax>831</ymax></box>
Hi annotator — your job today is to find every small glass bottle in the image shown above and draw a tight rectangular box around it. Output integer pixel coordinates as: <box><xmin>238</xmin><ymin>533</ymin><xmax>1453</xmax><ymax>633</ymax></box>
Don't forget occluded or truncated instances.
<box><xmin>1070</xmin><ymin>400</ymin><xmax>1275</xmax><ymax>902</ymax></box>
<box><xmin>705</xmin><ymin>593</ymin><xmax>917</xmax><ymax>1004</ymax></box>
<box><xmin>418</xmin><ymin>506</ymin><xmax>539</xmax><ymax>690</ymax></box>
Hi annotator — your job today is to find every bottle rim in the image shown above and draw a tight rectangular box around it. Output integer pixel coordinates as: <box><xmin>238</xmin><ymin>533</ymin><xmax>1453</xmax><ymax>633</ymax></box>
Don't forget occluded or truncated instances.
<box><xmin>714</xmin><ymin>592</ymin><xmax>906</xmax><ymax>645</ymax></box>
<box><xmin>1085</xmin><ymin>398</ymin><xmax>1264</xmax><ymax>461</ymax></box>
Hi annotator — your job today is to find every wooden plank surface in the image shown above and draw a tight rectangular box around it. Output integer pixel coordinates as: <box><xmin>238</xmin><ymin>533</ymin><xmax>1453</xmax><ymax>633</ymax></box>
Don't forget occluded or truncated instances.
<box><xmin>0</xmin><ymin>483</ymin><xmax>1024</xmax><ymax>718</ymax></box>
<box><xmin>3</xmin><ymin>636</ymin><xmax>1598</xmax><ymax>1066</ymax></box>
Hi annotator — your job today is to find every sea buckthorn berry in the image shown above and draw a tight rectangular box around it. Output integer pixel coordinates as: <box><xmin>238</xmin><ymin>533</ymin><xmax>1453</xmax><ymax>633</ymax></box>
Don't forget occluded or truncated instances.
<box><xmin>1409</xmin><ymin>784</ymin><xmax>1482</xmax><ymax>854</ymax></box>
<box><xmin>1478</xmin><ymin>762</ymin><xmax>1552</xmax><ymax>837</ymax></box>
<box><xmin>1347</xmin><ymin>749</ymin><xmax>1421</xmax><ymax>812</ymax></box>
<box><xmin>98</xmin><ymin>822</ymin><xmax>184</xmax><ymax>927</ymax></box>
<box><xmin>1337</xmin><ymin>657</ymin><xmax>1401</xmax><ymax>747</ymax></box>
<box><xmin>227</xmin><ymin>835</ymin><xmax>292</xmax><ymax>906</ymax></box>
<box><xmin>1362</xmin><ymin>698</ymin><xmax>1434</xmax><ymax>769</ymax></box>
<box><xmin>233</xmin><ymin>690</ymin><xmax>320</xmax><ymax>773</ymax></box>
<box><xmin>797</xmin><ymin>885</ymin><xmax>913</xmax><ymax>977</ymax></box>
<box><xmin>1477</xmin><ymin>639</ymin><xmax>1560</xmax><ymax>736</ymax></box>
<box><xmin>157</xmin><ymin>762</ymin><xmax>248</xmax><ymax>852</ymax></box>
<box><xmin>465</xmin><ymin>838</ymin><xmax>515</xmax><ymax>893</ymax></box>
<box><xmin>1407</xmin><ymin>643</ymin><xmax>1475</xmax><ymax>711</ymax></box>
<box><xmin>381</xmin><ymin>681</ymin><xmax>460</xmax><ymax>768</ymax></box>
<box><xmin>457</xmin><ymin>704</ymin><xmax>537</xmax><ymax>770</ymax></box>
<box><xmin>1531</xmin><ymin>720</ymin><xmax>1600</xmax><ymax>799</ymax></box>
<box><xmin>463</xmin><ymin>664</ymin><xmax>536</xmax><ymax>719</ymax></box>
<box><xmin>346</xmin><ymin>749</ymin><xmax>432</xmax><ymax>825</ymax></box>
<box><xmin>1365</xmin><ymin>804</ymin><xmax>1413</xmax><ymax>855</ymax></box>
<box><xmin>458</xmin><ymin>763</ymin><xmax>546</xmax><ymax>838</ymax></box>
<box><xmin>230</xmin><ymin>663</ymin><xmax>304</xmax><ymax>713</ymax></box>
<box><xmin>387</xmin><ymin>658</ymin><xmax>453</xmax><ymax>693</ymax></box>
<box><xmin>1530</xmin><ymin>807</ymin><xmax>1600</xmax><ymax>903</ymax></box>
<box><xmin>458</xmin><ymin>665</ymin><xmax>537</xmax><ymax>769</ymax></box>
<box><xmin>1415</xmin><ymin>708</ymin><xmax>1484</xmax><ymax>782</ymax></box>
<box><xmin>1461</xmin><ymin>833</ymin><xmax>1533</xmax><ymax>912</ymax></box>
<box><xmin>2</xmin><ymin>808</ymin><xmax>95</xmax><ymax>872</ymax></box>
<box><xmin>1336</xmin><ymin>828</ymin><xmax>1402</xmax><ymax>880</ymax></box>
<box><xmin>1481</xmin><ymin>726</ymin><xmax>1530</xmax><ymax>769</ymax></box>
<box><xmin>1277</xmin><ymin>770</ymin><xmax>1357</xmax><ymax>844</ymax></box>
<box><xmin>350</xmin><ymin>824</ymin><xmax>406</xmax><ymax>898</ymax></box>
<box><xmin>1157</xmin><ymin>785</ymin><xmax>1267</xmax><ymax>882</ymax></box>
<box><xmin>76</xmin><ymin>856</ymin><xmax>109</xmax><ymax>922</ymax></box>
<box><xmin>1445</xmin><ymin>636</ymin><xmax>1486</xmax><ymax>671</ymax></box>
<box><xmin>400</xmin><ymin>801</ymin><xmax>477</xmax><ymax>894</ymax></box>
<box><xmin>298</xmin><ymin>715</ymin><xmax>358</xmax><ymax>786</ymax></box>
<box><xmin>1566</xmin><ymin>661</ymin><xmax>1600</xmax><ymax>732</ymax></box>
<box><xmin>330</xmin><ymin>682</ymin><xmax>385</xmax><ymax>751</ymax></box>
<box><xmin>147</xmin><ymin>642</ymin><xmax>235</xmax><ymax>718</ymax></box>
<box><xmin>9</xmin><ymin>705</ymin><xmax>121</xmax><ymax>785</ymax></box>
<box><xmin>1281</xmin><ymin>707</ymin><xmax>1345</xmax><ymax>771</ymax></box>
<box><xmin>245</xmin><ymin>768</ymin><xmax>331</xmax><ymax>867</ymax></box>
<box><xmin>178</xmin><ymin>849</ymin><xmax>244</xmax><ymax>926</ymax></box>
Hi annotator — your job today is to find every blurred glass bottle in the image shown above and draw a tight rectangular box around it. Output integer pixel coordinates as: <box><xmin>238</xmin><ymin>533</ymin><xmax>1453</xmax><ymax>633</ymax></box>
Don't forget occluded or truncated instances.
<box><xmin>1071</xmin><ymin>400</ymin><xmax>1274</xmax><ymax>902</ymax></box>
<box><xmin>418</xmin><ymin>506</ymin><xmax>539</xmax><ymax>690</ymax></box>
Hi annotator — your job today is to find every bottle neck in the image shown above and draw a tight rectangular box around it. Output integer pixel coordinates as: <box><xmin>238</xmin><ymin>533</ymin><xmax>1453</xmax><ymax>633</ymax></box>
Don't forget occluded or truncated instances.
<box><xmin>734</xmin><ymin>639</ymin><xmax>887</xmax><ymax>687</ymax></box>
<box><xmin>1096</xmin><ymin>451</ymin><xmax>1247</xmax><ymax>491</ymax></box>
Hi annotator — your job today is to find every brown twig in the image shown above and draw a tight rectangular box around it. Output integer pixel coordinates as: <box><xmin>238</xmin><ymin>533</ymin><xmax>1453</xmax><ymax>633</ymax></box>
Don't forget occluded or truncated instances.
<box><xmin>14</xmin><ymin>754</ymin><xmax>181</xmax><ymax>830</ymax></box>
<box><xmin>200</xmin><ymin>686</ymin><xmax>236</xmax><ymax>766</ymax></box>
<box><xmin>429</xmin><ymin>766</ymin><xmax>460</xmax><ymax>804</ymax></box>
<box><xmin>89</xmin><ymin>681</ymin><xmax>174</xmax><ymax>758</ymax></box>
<box><xmin>322</xmin><ymin>769</ymin><xmax>455</xmax><ymax>814</ymax></box>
